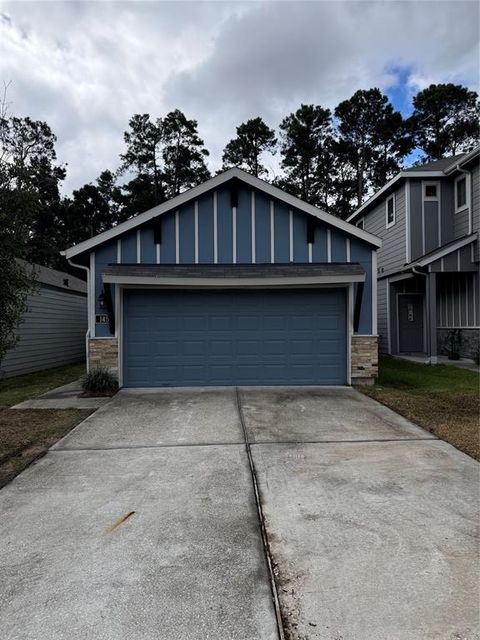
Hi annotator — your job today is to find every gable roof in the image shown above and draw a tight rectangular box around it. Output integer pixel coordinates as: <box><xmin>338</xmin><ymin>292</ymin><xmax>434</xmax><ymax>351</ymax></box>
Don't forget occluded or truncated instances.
<box><xmin>406</xmin><ymin>154</ymin><xmax>466</xmax><ymax>172</ymax></box>
<box><xmin>348</xmin><ymin>146</ymin><xmax>480</xmax><ymax>223</ymax></box>
<box><xmin>62</xmin><ymin>167</ymin><xmax>381</xmax><ymax>260</ymax></box>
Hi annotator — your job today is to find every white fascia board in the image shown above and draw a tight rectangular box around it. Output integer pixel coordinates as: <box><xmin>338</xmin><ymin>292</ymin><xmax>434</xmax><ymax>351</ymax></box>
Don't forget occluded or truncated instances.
<box><xmin>229</xmin><ymin>170</ymin><xmax>382</xmax><ymax>248</ymax></box>
<box><xmin>408</xmin><ymin>234</ymin><xmax>477</xmax><ymax>268</ymax></box>
<box><xmin>102</xmin><ymin>274</ymin><xmax>366</xmax><ymax>287</ymax></box>
<box><xmin>64</xmin><ymin>168</ymin><xmax>381</xmax><ymax>259</ymax></box>
<box><xmin>348</xmin><ymin>170</ymin><xmax>445</xmax><ymax>223</ymax></box>
<box><xmin>443</xmin><ymin>146</ymin><xmax>480</xmax><ymax>175</ymax></box>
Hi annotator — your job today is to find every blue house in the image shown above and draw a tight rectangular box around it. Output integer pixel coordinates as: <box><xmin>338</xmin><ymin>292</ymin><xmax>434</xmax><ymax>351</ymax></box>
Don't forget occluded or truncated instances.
<box><xmin>62</xmin><ymin>168</ymin><xmax>381</xmax><ymax>387</ymax></box>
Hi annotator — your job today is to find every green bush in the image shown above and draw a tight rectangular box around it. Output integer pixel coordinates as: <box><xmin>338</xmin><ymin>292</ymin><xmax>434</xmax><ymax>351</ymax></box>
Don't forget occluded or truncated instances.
<box><xmin>81</xmin><ymin>367</ymin><xmax>118</xmax><ymax>394</ymax></box>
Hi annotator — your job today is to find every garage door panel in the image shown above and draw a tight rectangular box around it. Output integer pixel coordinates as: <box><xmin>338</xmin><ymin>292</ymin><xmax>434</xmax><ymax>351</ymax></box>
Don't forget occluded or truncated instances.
<box><xmin>156</xmin><ymin>317</ymin><xmax>178</xmax><ymax>331</ymax></box>
<box><xmin>237</xmin><ymin>340</ymin><xmax>259</xmax><ymax>356</ymax></box>
<box><xmin>209</xmin><ymin>316</ymin><xmax>233</xmax><ymax>331</ymax></box>
<box><xmin>237</xmin><ymin>315</ymin><xmax>261</xmax><ymax>331</ymax></box>
<box><xmin>123</xmin><ymin>289</ymin><xmax>347</xmax><ymax>386</ymax></box>
<box><xmin>182</xmin><ymin>340</ymin><xmax>205</xmax><ymax>356</ymax></box>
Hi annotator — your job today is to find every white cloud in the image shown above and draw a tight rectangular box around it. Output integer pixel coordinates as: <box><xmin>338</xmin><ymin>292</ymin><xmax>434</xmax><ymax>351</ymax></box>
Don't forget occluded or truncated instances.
<box><xmin>0</xmin><ymin>0</ymin><xmax>478</xmax><ymax>192</ymax></box>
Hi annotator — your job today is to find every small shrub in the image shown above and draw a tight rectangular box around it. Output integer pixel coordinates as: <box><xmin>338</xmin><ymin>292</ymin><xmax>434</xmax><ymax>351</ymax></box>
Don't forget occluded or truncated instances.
<box><xmin>81</xmin><ymin>367</ymin><xmax>118</xmax><ymax>395</ymax></box>
<box><xmin>473</xmin><ymin>344</ymin><xmax>480</xmax><ymax>366</ymax></box>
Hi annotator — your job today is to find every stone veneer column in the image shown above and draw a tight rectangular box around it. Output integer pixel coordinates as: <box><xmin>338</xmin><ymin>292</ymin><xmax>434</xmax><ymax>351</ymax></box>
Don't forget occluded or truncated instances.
<box><xmin>88</xmin><ymin>338</ymin><xmax>118</xmax><ymax>374</ymax></box>
<box><xmin>351</xmin><ymin>335</ymin><xmax>378</xmax><ymax>385</ymax></box>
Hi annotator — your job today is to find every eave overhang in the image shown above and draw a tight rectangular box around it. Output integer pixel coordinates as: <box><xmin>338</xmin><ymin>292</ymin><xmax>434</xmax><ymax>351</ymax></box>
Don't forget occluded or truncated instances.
<box><xmin>102</xmin><ymin>263</ymin><xmax>366</xmax><ymax>288</ymax></box>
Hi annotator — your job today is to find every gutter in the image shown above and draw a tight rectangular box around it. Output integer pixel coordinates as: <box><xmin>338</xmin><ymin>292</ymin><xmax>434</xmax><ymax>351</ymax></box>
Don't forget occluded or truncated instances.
<box><xmin>443</xmin><ymin>147</ymin><xmax>480</xmax><ymax>175</ymax></box>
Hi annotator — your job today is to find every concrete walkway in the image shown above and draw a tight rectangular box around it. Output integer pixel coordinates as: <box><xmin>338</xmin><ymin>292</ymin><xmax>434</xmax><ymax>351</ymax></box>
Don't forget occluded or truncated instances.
<box><xmin>0</xmin><ymin>387</ymin><xmax>478</xmax><ymax>640</ymax></box>
<box><xmin>394</xmin><ymin>353</ymin><xmax>480</xmax><ymax>372</ymax></box>
<box><xmin>12</xmin><ymin>379</ymin><xmax>113</xmax><ymax>409</ymax></box>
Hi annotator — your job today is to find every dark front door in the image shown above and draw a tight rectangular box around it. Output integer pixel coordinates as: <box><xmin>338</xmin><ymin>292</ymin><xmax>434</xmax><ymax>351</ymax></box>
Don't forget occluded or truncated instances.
<box><xmin>398</xmin><ymin>295</ymin><xmax>424</xmax><ymax>353</ymax></box>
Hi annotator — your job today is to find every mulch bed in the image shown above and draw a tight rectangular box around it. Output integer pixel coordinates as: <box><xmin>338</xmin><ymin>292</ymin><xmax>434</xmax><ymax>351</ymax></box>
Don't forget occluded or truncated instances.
<box><xmin>0</xmin><ymin>408</ymin><xmax>92</xmax><ymax>489</ymax></box>
<box><xmin>360</xmin><ymin>387</ymin><xmax>480</xmax><ymax>461</ymax></box>
<box><xmin>78</xmin><ymin>390</ymin><xmax>117</xmax><ymax>398</ymax></box>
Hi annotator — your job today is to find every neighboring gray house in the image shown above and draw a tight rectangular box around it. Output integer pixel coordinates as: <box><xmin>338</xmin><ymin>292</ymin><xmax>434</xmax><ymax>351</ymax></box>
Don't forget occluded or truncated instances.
<box><xmin>0</xmin><ymin>263</ymin><xmax>87</xmax><ymax>378</ymax></box>
<box><xmin>62</xmin><ymin>168</ymin><xmax>381</xmax><ymax>387</ymax></box>
<box><xmin>348</xmin><ymin>147</ymin><xmax>480</xmax><ymax>362</ymax></box>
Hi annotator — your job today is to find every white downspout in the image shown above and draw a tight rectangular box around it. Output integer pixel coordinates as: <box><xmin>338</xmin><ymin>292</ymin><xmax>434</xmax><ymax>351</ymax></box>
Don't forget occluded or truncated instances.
<box><xmin>65</xmin><ymin>255</ymin><xmax>91</xmax><ymax>372</ymax></box>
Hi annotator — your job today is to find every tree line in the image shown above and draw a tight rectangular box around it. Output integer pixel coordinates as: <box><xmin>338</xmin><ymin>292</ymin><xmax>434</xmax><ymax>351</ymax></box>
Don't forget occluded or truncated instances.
<box><xmin>1</xmin><ymin>82</ymin><xmax>478</xmax><ymax>275</ymax></box>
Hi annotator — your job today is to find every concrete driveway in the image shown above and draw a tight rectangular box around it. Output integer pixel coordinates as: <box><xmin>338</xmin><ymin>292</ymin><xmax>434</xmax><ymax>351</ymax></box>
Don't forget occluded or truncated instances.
<box><xmin>0</xmin><ymin>387</ymin><xmax>478</xmax><ymax>640</ymax></box>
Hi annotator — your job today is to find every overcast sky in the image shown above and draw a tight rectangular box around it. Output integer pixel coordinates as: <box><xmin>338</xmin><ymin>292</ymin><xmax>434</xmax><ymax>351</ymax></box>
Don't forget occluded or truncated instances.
<box><xmin>1</xmin><ymin>0</ymin><xmax>478</xmax><ymax>194</ymax></box>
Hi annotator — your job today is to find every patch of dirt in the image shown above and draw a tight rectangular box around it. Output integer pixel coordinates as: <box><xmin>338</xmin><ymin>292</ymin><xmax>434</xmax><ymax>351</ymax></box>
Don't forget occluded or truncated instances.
<box><xmin>360</xmin><ymin>388</ymin><xmax>480</xmax><ymax>460</ymax></box>
<box><xmin>0</xmin><ymin>408</ymin><xmax>92</xmax><ymax>489</ymax></box>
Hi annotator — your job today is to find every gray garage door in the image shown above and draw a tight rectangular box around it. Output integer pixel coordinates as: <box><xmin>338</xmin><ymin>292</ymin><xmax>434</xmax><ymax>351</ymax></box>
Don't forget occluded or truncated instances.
<box><xmin>123</xmin><ymin>288</ymin><xmax>347</xmax><ymax>387</ymax></box>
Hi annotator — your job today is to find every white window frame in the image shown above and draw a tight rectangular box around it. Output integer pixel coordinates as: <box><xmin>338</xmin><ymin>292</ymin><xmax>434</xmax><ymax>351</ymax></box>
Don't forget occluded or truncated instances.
<box><xmin>454</xmin><ymin>174</ymin><xmax>470</xmax><ymax>214</ymax></box>
<box><xmin>386</xmin><ymin>194</ymin><xmax>396</xmax><ymax>229</ymax></box>
<box><xmin>356</xmin><ymin>216</ymin><xmax>364</xmax><ymax>230</ymax></box>
<box><xmin>423</xmin><ymin>181</ymin><xmax>439</xmax><ymax>202</ymax></box>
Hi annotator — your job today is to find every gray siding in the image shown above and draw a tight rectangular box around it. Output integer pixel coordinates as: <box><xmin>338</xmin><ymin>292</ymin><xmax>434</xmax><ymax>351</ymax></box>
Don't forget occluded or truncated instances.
<box><xmin>454</xmin><ymin>208</ymin><xmax>470</xmax><ymax>239</ymax></box>
<box><xmin>430</xmin><ymin>243</ymin><xmax>477</xmax><ymax>272</ymax></box>
<box><xmin>0</xmin><ymin>286</ymin><xmax>87</xmax><ymax>378</ymax></box>
<box><xmin>377</xmin><ymin>278</ymin><xmax>388</xmax><ymax>353</ymax></box>
<box><xmin>437</xmin><ymin>273</ymin><xmax>478</xmax><ymax>328</ymax></box>
<box><xmin>363</xmin><ymin>184</ymin><xmax>406</xmax><ymax>276</ymax></box>
<box><xmin>411</xmin><ymin>179</ymin><xmax>444</xmax><ymax>260</ymax></box>
<box><xmin>472</xmin><ymin>162</ymin><xmax>480</xmax><ymax>261</ymax></box>
<box><xmin>440</xmin><ymin>181</ymin><xmax>454</xmax><ymax>245</ymax></box>
<box><xmin>410</xmin><ymin>181</ymin><xmax>423</xmax><ymax>261</ymax></box>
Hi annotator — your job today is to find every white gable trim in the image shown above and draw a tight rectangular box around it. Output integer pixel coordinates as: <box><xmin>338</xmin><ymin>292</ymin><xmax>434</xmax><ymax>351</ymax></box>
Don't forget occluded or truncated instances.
<box><xmin>62</xmin><ymin>168</ymin><xmax>381</xmax><ymax>259</ymax></box>
<box><xmin>347</xmin><ymin>170</ymin><xmax>445</xmax><ymax>223</ymax></box>
<box><xmin>406</xmin><ymin>234</ymin><xmax>477</xmax><ymax>268</ymax></box>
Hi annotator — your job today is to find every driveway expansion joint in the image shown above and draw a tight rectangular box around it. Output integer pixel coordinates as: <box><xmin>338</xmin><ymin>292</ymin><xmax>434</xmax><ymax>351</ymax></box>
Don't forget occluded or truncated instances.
<box><xmin>235</xmin><ymin>387</ymin><xmax>286</xmax><ymax>640</ymax></box>
<box><xmin>52</xmin><ymin>436</ymin><xmax>437</xmax><ymax>453</ymax></box>
<box><xmin>52</xmin><ymin>441</ymin><xmax>245</xmax><ymax>452</ymax></box>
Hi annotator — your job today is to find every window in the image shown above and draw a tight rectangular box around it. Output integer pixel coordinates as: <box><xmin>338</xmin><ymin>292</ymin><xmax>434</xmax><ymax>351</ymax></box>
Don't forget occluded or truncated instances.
<box><xmin>356</xmin><ymin>217</ymin><xmax>364</xmax><ymax>230</ymax></box>
<box><xmin>455</xmin><ymin>175</ymin><xmax>469</xmax><ymax>212</ymax></box>
<box><xmin>423</xmin><ymin>182</ymin><xmax>439</xmax><ymax>200</ymax></box>
<box><xmin>386</xmin><ymin>194</ymin><xmax>395</xmax><ymax>228</ymax></box>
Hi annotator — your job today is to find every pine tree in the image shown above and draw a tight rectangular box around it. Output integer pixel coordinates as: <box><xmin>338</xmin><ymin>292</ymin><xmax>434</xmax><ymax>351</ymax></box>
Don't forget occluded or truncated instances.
<box><xmin>409</xmin><ymin>83</ymin><xmax>480</xmax><ymax>160</ymax></box>
<box><xmin>222</xmin><ymin>117</ymin><xmax>277</xmax><ymax>177</ymax></box>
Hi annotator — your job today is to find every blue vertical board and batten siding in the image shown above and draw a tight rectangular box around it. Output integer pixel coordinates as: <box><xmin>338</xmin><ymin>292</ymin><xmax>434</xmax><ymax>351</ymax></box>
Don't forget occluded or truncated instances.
<box><xmin>197</xmin><ymin>192</ymin><xmax>215</xmax><ymax>263</ymax></box>
<box><xmin>93</xmin><ymin>184</ymin><xmax>375</xmax><ymax>337</ymax></box>
<box><xmin>94</xmin><ymin>243</ymin><xmax>116</xmax><ymax>337</ymax></box>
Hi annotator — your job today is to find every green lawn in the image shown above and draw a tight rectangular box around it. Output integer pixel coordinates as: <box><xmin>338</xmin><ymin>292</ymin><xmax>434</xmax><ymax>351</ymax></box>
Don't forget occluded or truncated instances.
<box><xmin>375</xmin><ymin>355</ymin><xmax>479</xmax><ymax>394</ymax></box>
<box><xmin>359</xmin><ymin>355</ymin><xmax>479</xmax><ymax>460</ymax></box>
<box><xmin>0</xmin><ymin>362</ymin><xmax>86</xmax><ymax>407</ymax></box>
